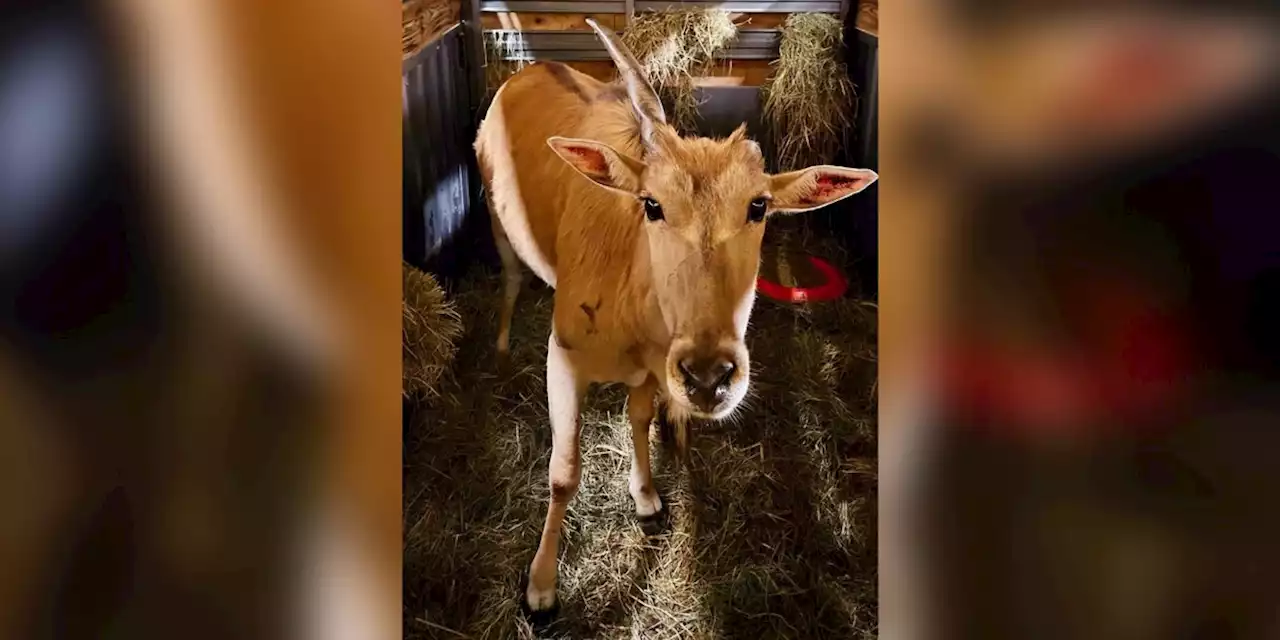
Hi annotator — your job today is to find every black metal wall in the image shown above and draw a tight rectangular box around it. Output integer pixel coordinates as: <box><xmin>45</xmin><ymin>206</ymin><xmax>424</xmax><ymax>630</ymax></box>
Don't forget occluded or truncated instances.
<box><xmin>835</xmin><ymin>23</ymin><xmax>879</xmax><ymax>297</ymax></box>
<box><xmin>402</xmin><ymin>25</ymin><xmax>486</xmax><ymax>281</ymax></box>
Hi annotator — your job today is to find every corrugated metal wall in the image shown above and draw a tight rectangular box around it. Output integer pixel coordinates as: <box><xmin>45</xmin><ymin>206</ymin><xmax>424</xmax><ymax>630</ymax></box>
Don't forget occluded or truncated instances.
<box><xmin>402</xmin><ymin>25</ymin><xmax>485</xmax><ymax>279</ymax></box>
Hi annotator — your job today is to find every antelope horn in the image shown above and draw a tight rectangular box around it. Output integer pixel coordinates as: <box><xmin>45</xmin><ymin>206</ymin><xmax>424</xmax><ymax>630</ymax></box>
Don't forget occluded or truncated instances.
<box><xmin>585</xmin><ymin>18</ymin><xmax>667</xmax><ymax>148</ymax></box>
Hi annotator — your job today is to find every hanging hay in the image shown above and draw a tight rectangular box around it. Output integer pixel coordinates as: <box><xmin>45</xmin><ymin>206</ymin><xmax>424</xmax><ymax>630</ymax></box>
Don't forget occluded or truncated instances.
<box><xmin>484</xmin><ymin>31</ymin><xmax>530</xmax><ymax>95</ymax></box>
<box><xmin>403</xmin><ymin>0</ymin><xmax>461</xmax><ymax>57</ymax></box>
<box><xmin>622</xmin><ymin>9</ymin><xmax>739</xmax><ymax>134</ymax></box>
<box><xmin>762</xmin><ymin>13</ymin><xmax>857</xmax><ymax>171</ymax></box>
<box><xmin>403</xmin><ymin>263</ymin><xmax>463</xmax><ymax>399</ymax></box>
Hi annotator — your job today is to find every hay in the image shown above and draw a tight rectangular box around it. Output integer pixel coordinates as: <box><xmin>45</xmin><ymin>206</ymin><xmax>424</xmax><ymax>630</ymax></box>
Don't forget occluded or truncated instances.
<box><xmin>403</xmin><ymin>0</ymin><xmax>461</xmax><ymax>57</ymax></box>
<box><xmin>484</xmin><ymin>31</ymin><xmax>530</xmax><ymax>95</ymax></box>
<box><xmin>762</xmin><ymin>14</ymin><xmax>857</xmax><ymax>171</ymax></box>
<box><xmin>404</xmin><ymin>228</ymin><xmax>877</xmax><ymax>639</ymax></box>
<box><xmin>622</xmin><ymin>10</ymin><xmax>739</xmax><ymax>135</ymax></box>
<box><xmin>403</xmin><ymin>263</ymin><xmax>463</xmax><ymax>399</ymax></box>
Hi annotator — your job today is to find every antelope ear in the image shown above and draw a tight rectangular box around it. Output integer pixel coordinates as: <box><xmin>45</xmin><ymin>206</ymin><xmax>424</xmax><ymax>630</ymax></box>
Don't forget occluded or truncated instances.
<box><xmin>547</xmin><ymin>136</ymin><xmax>645</xmax><ymax>195</ymax></box>
<box><xmin>769</xmin><ymin>165</ymin><xmax>878</xmax><ymax>214</ymax></box>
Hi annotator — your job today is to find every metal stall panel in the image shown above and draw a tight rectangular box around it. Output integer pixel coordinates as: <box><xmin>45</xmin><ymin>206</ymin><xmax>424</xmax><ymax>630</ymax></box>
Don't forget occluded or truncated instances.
<box><xmin>403</xmin><ymin>25</ymin><xmax>485</xmax><ymax>279</ymax></box>
<box><xmin>694</xmin><ymin>86</ymin><xmax>764</xmax><ymax>139</ymax></box>
<box><xmin>848</xmin><ymin>28</ymin><xmax>878</xmax><ymax>171</ymax></box>
<box><xmin>834</xmin><ymin>25</ymin><xmax>878</xmax><ymax>296</ymax></box>
<box><xmin>486</xmin><ymin>29</ymin><xmax>782</xmax><ymax>61</ymax></box>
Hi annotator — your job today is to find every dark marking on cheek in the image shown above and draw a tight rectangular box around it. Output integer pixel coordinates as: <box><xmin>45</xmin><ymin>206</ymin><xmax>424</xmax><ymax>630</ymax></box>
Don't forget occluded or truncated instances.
<box><xmin>580</xmin><ymin>298</ymin><xmax>603</xmax><ymax>334</ymax></box>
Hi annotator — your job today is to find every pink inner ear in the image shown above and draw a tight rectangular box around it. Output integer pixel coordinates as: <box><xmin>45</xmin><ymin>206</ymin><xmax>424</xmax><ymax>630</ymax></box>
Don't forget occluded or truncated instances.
<box><xmin>800</xmin><ymin>173</ymin><xmax>863</xmax><ymax>205</ymax></box>
<box><xmin>566</xmin><ymin>146</ymin><xmax>608</xmax><ymax>175</ymax></box>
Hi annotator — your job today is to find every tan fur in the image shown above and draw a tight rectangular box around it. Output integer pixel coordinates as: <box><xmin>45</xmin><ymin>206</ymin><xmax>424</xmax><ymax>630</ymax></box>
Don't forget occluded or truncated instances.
<box><xmin>477</xmin><ymin>63</ymin><xmax>767</xmax><ymax>403</ymax></box>
<box><xmin>476</xmin><ymin>28</ymin><xmax>876</xmax><ymax>614</ymax></box>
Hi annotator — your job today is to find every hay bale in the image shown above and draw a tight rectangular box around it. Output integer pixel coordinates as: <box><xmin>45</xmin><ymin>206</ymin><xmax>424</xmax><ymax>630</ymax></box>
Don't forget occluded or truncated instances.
<box><xmin>762</xmin><ymin>14</ymin><xmax>857</xmax><ymax>171</ymax></box>
<box><xmin>403</xmin><ymin>0</ymin><xmax>461</xmax><ymax>57</ymax></box>
<box><xmin>403</xmin><ymin>263</ymin><xmax>463</xmax><ymax>399</ymax></box>
<box><xmin>623</xmin><ymin>9</ymin><xmax>739</xmax><ymax>135</ymax></box>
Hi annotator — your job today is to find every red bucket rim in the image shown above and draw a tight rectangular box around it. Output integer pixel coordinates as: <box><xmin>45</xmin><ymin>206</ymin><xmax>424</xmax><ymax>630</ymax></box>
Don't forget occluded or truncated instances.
<box><xmin>757</xmin><ymin>255</ymin><xmax>848</xmax><ymax>303</ymax></box>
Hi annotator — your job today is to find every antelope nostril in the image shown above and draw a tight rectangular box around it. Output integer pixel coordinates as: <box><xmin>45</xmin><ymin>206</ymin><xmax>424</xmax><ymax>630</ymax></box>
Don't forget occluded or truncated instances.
<box><xmin>678</xmin><ymin>358</ymin><xmax>696</xmax><ymax>385</ymax></box>
<box><xmin>713</xmin><ymin>362</ymin><xmax>736</xmax><ymax>389</ymax></box>
<box><xmin>678</xmin><ymin>356</ymin><xmax>736</xmax><ymax>393</ymax></box>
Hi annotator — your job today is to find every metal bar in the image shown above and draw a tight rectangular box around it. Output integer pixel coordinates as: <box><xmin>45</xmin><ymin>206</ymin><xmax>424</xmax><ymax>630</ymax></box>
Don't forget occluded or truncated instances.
<box><xmin>634</xmin><ymin>1</ymin><xmax>843</xmax><ymax>12</ymax></box>
<box><xmin>485</xmin><ymin>29</ymin><xmax>780</xmax><ymax>58</ymax></box>
<box><xmin>480</xmin><ymin>0</ymin><xmax>843</xmax><ymax>13</ymax></box>
<box><xmin>498</xmin><ymin>48</ymin><xmax>779</xmax><ymax>60</ymax></box>
<box><xmin>624</xmin><ymin>0</ymin><xmax>634</xmax><ymax>26</ymax></box>
<box><xmin>481</xmin><ymin>1</ymin><xmax>625</xmax><ymax>12</ymax></box>
<box><xmin>465</xmin><ymin>0</ymin><xmax>486</xmax><ymax>124</ymax></box>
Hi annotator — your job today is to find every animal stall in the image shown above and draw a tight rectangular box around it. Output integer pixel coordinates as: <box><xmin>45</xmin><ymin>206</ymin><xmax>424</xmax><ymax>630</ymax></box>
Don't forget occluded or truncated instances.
<box><xmin>403</xmin><ymin>1</ymin><xmax>880</xmax><ymax>638</ymax></box>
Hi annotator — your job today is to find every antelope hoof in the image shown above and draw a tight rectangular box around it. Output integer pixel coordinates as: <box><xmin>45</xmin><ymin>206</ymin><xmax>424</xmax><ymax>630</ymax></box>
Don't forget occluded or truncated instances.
<box><xmin>520</xmin><ymin>573</ymin><xmax>559</xmax><ymax>626</ymax></box>
<box><xmin>634</xmin><ymin>494</ymin><xmax>669</xmax><ymax>537</ymax></box>
<box><xmin>633</xmin><ymin>488</ymin><xmax>663</xmax><ymax>518</ymax></box>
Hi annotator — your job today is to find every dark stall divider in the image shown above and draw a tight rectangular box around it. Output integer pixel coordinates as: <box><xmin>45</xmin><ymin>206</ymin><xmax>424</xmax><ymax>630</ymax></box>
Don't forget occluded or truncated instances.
<box><xmin>402</xmin><ymin>24</ymin><xmax>493</xmax><ymax>283</ymax></box>
<box><xmin>693</xmin><ymin>86</ymin><xmax>766</xmax><ymax>140</ymax></box>
<box><xmin>830</xmin><ymin>23</ymin><xmax>878</xmax><ymax>298</ymax></box>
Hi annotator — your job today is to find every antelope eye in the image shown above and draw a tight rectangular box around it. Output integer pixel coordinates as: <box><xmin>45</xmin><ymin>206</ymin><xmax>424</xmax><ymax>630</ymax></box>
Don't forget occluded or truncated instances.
<box><xmin>642</xmin><ymin>197</ymin><xmax>664</xmax><ymax>222</ymax></box>
<box><xmin>747</xmin><ymin>197</ymin><xmax>768</xmax><ymax>223</ymax></box>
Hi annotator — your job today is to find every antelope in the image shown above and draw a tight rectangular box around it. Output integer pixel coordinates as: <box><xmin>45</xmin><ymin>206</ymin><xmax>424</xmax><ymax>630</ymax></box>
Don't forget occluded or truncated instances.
<box><xmin>474</xmin><ymin>19</ymin><xmax>878</xmax><ymax>616</ymax></box>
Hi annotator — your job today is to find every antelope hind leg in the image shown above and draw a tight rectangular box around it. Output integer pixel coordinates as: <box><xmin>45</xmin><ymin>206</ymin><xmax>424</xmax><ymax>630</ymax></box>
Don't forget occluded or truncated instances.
<box><xmin>491</xmin><ymin>209</ymin><xmax>525</xmax><ymax>357</ymax></box>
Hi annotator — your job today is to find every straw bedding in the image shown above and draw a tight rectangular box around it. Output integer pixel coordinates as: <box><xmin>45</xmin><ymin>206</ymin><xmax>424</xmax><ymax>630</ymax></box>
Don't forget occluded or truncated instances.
<box><xmin>404</xmin><ymin>226</ymin><xmax>877</xmax><ymax>639</ymax></box>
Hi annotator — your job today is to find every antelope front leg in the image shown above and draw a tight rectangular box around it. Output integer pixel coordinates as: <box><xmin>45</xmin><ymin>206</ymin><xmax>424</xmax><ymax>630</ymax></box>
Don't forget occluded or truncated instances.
<box><xmin>525</xmin><ymin>332</ymin><xmax>585</xmax><ymax>616</ymax></box>
<box><xmin>628</xmin><ymin>380</ymin><xmax>663</xmax><ymax>521</ymax></box>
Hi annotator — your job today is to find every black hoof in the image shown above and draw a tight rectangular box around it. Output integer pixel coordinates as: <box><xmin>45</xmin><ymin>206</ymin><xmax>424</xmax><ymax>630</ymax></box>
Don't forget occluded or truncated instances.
<box><xmin>518</xmin><ymin>572</ymin><xmax>560</xmax><ymax>632</ymax></box>
<box><xmin>636</xmin><ymin>500</ymin><xmax>670</xmax><ymax>537</ymax></box>
<box><xmin>523</xmin><ymin>603</ymin><xmax>560</xmax><ymax>633</ymax></box>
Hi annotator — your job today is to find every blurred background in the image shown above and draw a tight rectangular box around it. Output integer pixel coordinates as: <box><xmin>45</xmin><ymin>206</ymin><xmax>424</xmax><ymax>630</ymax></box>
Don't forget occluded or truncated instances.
<box><xmin>5</xmin><ymin>0</ymin><xmax>1280</xmax><ymax>638</ymax></box>
<box><xmin>879</xmin><ymin>3</ymin><xmax>1280</xmax><ymax>639</ymax></box>
<box><xmin>0</xmin><ymin>1</ymin><xmax>398</xmax><ymax>639</ymax></box>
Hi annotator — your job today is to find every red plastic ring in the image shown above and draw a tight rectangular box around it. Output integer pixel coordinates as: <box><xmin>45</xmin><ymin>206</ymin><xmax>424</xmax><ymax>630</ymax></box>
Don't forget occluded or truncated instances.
<box><xmin>756</xmin><ymin>255</ymin><xmax>848</xmax><ymax>303</ymax></box>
